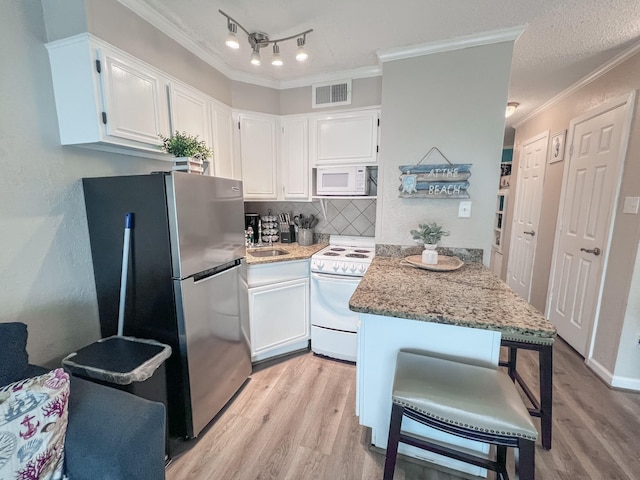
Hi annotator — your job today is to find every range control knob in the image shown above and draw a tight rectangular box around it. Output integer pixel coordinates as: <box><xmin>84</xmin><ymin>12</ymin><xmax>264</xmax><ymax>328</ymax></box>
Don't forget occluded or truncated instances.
<box><xmin>332</xmin><ymin>262</ymin><xmax>340</xmax><ymax>271</ymax></box>
<box><xmin>341</xmin><ymin>263</ymin><xmax>348</xmax><ymax>271</ymax></box>
<box><xmin>315</xmin><ymin>261</ymin><xmax>324</xmax><ymax>270</ymax></box>
<box><xmin>349</xmin><ymin>264</ymin><xmax>357</xmax><ymax>273</ymax></box>
<box><xmin>358</xmin><ymin>264</ymin><xmax>366</xmax><ymax>273</ymax></box>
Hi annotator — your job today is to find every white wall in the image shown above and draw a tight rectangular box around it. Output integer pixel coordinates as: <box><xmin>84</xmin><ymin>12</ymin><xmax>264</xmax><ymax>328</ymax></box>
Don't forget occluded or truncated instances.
<box><xmin>376</xmin><ymin>42</ymin><xmax>514</xmax><ymax>264</ymax></box>
<box><xmin>614</xmin><ymin>239</ymin><xmax>640</xmax><ymax>382</ymax></box>
<box><xmin>0</xmin><ymin>2</ymin><xmax>172</xmax><ymax>365</ymax></box>
<box><xmin>509</xmin><ymin>51</ymin><xmax>640</xmax><ymax>387</ymax></box>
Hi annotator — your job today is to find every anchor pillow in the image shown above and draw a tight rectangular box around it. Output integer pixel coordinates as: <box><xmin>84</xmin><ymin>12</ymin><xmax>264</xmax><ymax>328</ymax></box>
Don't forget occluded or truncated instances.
<box><xmin>0</xmin><ymin>368</ymin><xmax>70</xmax><ymax>480</ymax></box>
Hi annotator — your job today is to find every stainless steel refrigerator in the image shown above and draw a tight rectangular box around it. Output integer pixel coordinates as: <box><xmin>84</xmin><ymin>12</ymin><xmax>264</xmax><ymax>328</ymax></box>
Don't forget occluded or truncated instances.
<box><xmin>82</xmin><ymin>172</ymin><xmax>251</xmax><ymax>438</ymax></box>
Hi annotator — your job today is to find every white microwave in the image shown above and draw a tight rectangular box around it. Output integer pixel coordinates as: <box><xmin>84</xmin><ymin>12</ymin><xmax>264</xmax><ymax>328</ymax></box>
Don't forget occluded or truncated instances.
<box><xmin>316</xmin><ymin>166</ymin><xmax>370</xmax><ymax>196</ymax></box>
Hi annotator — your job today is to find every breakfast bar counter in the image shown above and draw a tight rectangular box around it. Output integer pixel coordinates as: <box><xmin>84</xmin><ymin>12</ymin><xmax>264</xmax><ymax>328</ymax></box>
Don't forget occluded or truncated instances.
<box><xmin>350</xmin><ymin>256</ymin><xmax>556</xmax><ymax>473</ymax></box>
<box><xmin>349</xmin><ymin>257</ymin><xmax>556</xmax><ymax>344</ymax></box>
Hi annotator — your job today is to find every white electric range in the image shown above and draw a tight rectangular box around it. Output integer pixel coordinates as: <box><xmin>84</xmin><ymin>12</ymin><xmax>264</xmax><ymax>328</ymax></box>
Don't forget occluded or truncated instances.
<box><xmin>310</xmin><ymin>235</ymin><xmax>375</xmax><ymax>362</ymax></box>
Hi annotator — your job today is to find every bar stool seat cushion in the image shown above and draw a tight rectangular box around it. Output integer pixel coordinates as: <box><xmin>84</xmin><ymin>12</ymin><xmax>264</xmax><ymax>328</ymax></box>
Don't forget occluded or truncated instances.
<box><xmin>392</xmin><ymin>352</ymin><xmax>538</xmax><ymax>441</ymax></box>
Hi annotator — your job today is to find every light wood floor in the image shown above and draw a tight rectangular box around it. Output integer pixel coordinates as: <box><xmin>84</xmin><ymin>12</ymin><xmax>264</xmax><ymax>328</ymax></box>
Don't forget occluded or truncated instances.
<box><xmin>166</xmin><ymin>339</ymin><xmax>640</xmax><ymax>479</ymax></box>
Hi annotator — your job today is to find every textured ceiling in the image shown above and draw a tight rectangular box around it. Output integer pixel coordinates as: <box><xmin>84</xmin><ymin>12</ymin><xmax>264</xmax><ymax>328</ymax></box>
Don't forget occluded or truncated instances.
<box><xmin>121</xmin><ymin>0</ymin><xmax>640</xmax><ymax>126</ymax></box>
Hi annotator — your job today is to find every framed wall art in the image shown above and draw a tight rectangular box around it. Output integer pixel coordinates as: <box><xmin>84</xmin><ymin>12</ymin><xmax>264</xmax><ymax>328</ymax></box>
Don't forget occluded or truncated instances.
<box><xmin>549</xmin><ymin>130</ymin><xmax>566</xmax><ymax>163</ymax></box>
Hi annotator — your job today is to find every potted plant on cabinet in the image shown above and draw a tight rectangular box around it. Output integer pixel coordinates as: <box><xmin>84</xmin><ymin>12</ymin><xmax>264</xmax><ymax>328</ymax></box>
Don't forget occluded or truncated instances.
<box><xmin>410</xmin><ymin>222</ymin><xmax>450</xmax><ymax>265</ymax></box>
<box><xmin>159</xmin><ymin>131</ymin><xmax>213</xmax><ymax>174</ymax></box>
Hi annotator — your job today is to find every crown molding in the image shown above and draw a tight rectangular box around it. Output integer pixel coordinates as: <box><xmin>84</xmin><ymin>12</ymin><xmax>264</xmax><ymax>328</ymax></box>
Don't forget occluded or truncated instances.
<box><xmin>376</xmin><ymin>25</ymin><xmax>525</xmax><ymax>63</ymax></box>
<box><xmin>116</xmin><ymin>0</ymin><xmax>233</xmax><ymax>77</ymax></box>
<box><xmin>229</xmin><ymin>65</ymin><xmax>382</xmax><ymax>90</ymax></box>
<box><xmin>279</xmin><ymin>65</ymin><xmax>382</xmax><ymax>90</ymax></box>
<box><xmin>118</xmin><ymin>0</ymin><xmax>382</xmax><ymax>91</ymax></box>
<box><xmin>513</xmin><ymin>39</ymin><xmax>640</xmax><ymax>128</ymax></box>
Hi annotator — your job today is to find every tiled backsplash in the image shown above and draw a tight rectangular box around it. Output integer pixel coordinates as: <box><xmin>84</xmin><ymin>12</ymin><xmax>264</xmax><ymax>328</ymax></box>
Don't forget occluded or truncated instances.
<box><xmin>244</xmin><ymin>199</ymin><xmax>376</xmax><ymax>237</ymax></box>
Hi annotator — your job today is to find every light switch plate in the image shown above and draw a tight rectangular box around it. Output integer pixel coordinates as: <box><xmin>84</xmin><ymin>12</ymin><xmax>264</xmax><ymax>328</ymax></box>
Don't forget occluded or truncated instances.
<box><xmin>623</xmin><ymin>196</ymin><xmax>640</xmax><ymax>214</ymax></box>
<box><xmin>458</xmin><ymin>201</ymin><xmax>472</xmax><ymax>218</ymax></box>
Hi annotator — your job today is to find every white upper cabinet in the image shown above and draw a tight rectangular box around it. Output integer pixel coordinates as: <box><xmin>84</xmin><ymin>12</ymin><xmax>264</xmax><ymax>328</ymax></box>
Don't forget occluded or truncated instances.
<box><xmin>169</xmin><ymin>83</ymin><xmax>211</xmax><ymax>147</ymax></box>
<box><xmin>101</xmin><ymin>52</ymin><xmax>169</xmax><ymax>146</ymax></box>
<box><xmin>237</xmin><ymin>113</ymin><xmax>279</xmax><ymax>199</ymax></box>
<box><xmin>235</xmin><ymin>112</ymin><xmax>312</xmax><ymax>201</ymax></box>
<box><xmin>210</xmin><ymin>102</ymin><xmax>238</xmax><ymax>180</ymax></box>
<box><xmin>45</xmin><ymin>33</ymin><xmax>171</xmax><ymax>160</ymax></box>
<box><xmin>280</xmin><ymin>117</ymin><xmax>309</xmax><ymax>200</ymax></box>
<box><xmin>309</xmin><ymin>109</ymin><xmax>379</xmax><ymax>166</ymax></box>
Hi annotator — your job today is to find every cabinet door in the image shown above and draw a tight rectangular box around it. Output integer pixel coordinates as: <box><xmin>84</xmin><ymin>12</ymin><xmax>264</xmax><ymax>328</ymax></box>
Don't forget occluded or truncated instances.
<box><xmin>169</xmin><ymin>83</ymin><xmax>211</xmax><ymax>148</ymax></box>
<box><xmin>310</xmin><ymin>110</ymin><xmax>379</xmax><ymax>165</ymax></box>
<box><xmin>238</xmin><ymin>113</ymin><xmax>278</xmax><ymax>199</ymax></box>
<box><xmin>281</xmin><ymin>117</ymin><xmax>309</xmax><ymax>200</ymax></box>
<box><xmin>100</xmin><ymin>50</ymin><xmax>169</xmax><ymax>145</ymax></box>
<box><xmin>249</xmin><ymin>278</ymin><xmax>309</xmax><ymax>358</ymax></box>
<box><xmin>210</xmin><ymin>102</ymin><xmax>238</xmax><ymax>180</ymax></box>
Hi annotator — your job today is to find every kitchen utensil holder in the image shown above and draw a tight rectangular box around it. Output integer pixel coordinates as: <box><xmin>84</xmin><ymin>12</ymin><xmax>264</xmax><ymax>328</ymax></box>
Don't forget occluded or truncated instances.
<box><xmin>298</xmin><ymin>228</ymin><xmax>314</xmax><ymax>246</ymax></box>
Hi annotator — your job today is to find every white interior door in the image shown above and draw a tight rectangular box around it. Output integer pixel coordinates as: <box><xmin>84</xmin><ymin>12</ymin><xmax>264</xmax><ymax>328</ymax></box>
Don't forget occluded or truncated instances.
<box><xmin>547</xmin><ymin>94</ymin><xmax>633</xmax><ymax>356</ymax></box>
<box><xmin>507</xmin><ymin>132</ymin><xmax>548</xmax><ymax>301</ymax></box>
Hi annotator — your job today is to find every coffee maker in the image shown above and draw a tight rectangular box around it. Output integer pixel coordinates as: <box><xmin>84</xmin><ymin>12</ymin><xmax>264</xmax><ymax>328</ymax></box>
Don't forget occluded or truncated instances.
<box><xmin>244</xmin><ymin>213</ymin><xmax>259</xmax><ymax>235</ymax></box>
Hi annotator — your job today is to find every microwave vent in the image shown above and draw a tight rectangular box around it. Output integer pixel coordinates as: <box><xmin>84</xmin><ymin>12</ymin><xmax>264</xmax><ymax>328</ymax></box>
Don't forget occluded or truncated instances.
<box><xmin>312</xmin><ymin>80</ymin><xmax>352</xmax><ymax>108</ymax></box>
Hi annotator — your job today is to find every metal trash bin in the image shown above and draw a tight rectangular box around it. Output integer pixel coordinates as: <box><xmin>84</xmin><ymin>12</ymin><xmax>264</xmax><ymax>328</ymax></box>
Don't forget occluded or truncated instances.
<box><xmin>62</xmin><ymin>336</ymin><xmax>172</xmax><ymax>458</ymax></box>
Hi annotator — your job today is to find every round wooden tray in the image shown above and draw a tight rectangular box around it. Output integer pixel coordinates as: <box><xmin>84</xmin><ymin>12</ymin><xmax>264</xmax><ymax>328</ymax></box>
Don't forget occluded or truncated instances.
<box><xmin>404</xmin><ymin>255</ymin><xmax>464</xmax><ymax>272</ymax></box>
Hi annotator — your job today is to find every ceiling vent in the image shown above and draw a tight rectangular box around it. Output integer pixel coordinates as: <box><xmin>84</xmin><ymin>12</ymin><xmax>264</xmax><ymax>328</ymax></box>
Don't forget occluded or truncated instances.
<box><xmin>312</xmin><ymin>80</ymin><xmax>352</xmax><ymax>108</ymax></box>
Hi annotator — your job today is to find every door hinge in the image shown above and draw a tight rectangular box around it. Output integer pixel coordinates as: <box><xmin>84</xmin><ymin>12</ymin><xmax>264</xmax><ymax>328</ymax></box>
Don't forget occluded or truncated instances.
<box><xmin>377</xmin><ymin>118</ymin><xmax>380</xmax><ymax>127</ymax></box>
<box><xmin>376</xmin><ymin>145</ymin><xmax>379</xmax><ymax>153</ymax></box>
<box><xmin>238</xmin><ymin>121</ymin><xmax>241</xmax><ymax>129</ymax></box>
<box><xmin>569</xmin><ymin>144</ymin><xmax>574</xmax><ymax>157</ymax></box>
<box><xmin>101</xmin><ymin>112</ymin><xmax>107</xmax><ymax>124</ymax></box>
<box><xmin>95</xmin><ymin>59</ymin><xmax>101</xmax><ymax>73</ymax></box>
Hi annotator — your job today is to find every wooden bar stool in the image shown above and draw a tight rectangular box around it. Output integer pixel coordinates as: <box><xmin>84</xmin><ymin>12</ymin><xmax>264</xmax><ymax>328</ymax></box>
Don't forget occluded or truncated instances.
<box><xmin>383</xmin><ymin>351</ymin><xmax>538</xmax><ymax>480</ymax></box>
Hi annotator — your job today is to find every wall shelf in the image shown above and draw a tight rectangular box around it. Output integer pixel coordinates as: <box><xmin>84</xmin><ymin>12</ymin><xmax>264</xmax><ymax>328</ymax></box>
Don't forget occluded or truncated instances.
<box><xmin>493</xmin><ymin>189</ymin><xmax>508</xmax><ymax>253</ymax></box>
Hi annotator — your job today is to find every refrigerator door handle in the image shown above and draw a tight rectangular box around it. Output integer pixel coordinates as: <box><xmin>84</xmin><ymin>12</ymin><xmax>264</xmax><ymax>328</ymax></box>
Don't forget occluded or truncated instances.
<box><xmin>173</xmin><ymin>258</ymin><xmax>242</xmax><ymax>282</ymax></box>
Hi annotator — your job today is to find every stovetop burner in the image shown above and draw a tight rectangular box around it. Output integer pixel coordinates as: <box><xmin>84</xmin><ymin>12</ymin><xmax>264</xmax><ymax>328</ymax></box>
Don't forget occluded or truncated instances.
<box><xmin>311</xmin><ymin>236</ymin><xmax>376</xmax><ymax>277</ymax></box>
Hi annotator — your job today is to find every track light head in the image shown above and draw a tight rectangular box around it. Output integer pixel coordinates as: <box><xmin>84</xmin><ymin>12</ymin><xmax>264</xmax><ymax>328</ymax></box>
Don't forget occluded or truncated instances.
<box><xmin>296</xmin><ymin>36</ymin><xmax>308</xmax><ymax>62</ymax></box>
<box><xmin>225</xmin><ymin>22</ymin><xmax>240</xmax><ymax>49</ymax></box>
<box><xmin>250</xmin><ymin>46</ymin><xmax>261</xmax><ymax>66</ymax></box>
<box><xmin>272</xmin><ymin>44</ymin><xmax>283</xmax><ymax>66</ymax></box>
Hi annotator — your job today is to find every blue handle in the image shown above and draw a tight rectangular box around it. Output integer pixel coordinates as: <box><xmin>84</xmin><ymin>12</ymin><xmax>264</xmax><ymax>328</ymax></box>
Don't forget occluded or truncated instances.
<box><xmin>125</xmin><ymin>212</ymin><xmax>134</xmax><ymax>229</ymax></box>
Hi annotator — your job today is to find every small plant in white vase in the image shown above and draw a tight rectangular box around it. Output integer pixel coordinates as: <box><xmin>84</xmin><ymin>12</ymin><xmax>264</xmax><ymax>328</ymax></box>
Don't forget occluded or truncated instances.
<box><xmin>410</xmin><ymin>222</ymin><xmax>450</xmax><ymax>264</ymax></box>
<box><xmin>159</xmin><ymin>131</ymin><xmax>213</xmax><ymax>174</ymax></box>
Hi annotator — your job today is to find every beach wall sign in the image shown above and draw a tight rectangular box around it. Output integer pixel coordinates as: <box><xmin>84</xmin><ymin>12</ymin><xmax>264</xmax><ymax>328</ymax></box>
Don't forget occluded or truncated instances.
<box><xmin>398</xmin><ymin>147</ymin><xmax>472</xmax><ymax>199</ymax></box>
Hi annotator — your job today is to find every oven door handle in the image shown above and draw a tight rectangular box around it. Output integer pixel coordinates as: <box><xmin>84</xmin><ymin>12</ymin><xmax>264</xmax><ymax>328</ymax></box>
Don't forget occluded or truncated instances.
<box><xmin>311</xmin><ymin>271</ymin><xmax>362</xmax><ymax>283</ymax></box>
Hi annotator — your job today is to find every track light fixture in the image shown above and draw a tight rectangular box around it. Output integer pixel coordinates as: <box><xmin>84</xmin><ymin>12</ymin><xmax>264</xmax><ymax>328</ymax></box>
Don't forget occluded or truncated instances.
<box><xmin>219</xmin><ymin>10</ymin><xmax>313</xmax><ymax>67</ymax></box>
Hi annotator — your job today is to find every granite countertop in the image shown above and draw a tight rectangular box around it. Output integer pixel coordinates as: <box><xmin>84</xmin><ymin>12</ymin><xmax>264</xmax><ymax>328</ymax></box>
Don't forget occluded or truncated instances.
<box><xmin>246</xmin><ymin>242</ymin><xmax>327</xmax><ymax>265</ymax></box>
<box><xmin>349</xmin><ymin>256</ymin><xmax>556</xmax><ymax>344</ymax></box>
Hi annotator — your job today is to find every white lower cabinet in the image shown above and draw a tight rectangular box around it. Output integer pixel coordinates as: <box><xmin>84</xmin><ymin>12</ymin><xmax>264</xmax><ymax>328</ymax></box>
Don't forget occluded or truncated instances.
<box><xmin>247</xmin><ymin>260</ymin><xmax>310</xmax><ymax>362</ymax></box>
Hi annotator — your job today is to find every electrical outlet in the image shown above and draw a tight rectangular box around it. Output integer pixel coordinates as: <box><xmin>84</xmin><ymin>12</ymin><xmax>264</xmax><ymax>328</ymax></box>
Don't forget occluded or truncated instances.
<box><xmin>458</xmin><ymin>201</ymin><xmax>472</xmax><ymax>218</ymax></box>
<box><xmin>623</xmin><ymin>196</ymin><xmax>640</xmax><ymax>214</ymax></box>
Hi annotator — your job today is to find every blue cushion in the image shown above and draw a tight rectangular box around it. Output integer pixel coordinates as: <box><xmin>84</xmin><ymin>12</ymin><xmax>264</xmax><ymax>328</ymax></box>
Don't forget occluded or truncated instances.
<box><xmin>0</xmin><ymin>322</ymin><xmax>29</xmax><ymax>387</ymax></box>
<box><xmin>64</xmin><ymin>377</ymin><xmax>166</xmax><ymax>479</ymax></box>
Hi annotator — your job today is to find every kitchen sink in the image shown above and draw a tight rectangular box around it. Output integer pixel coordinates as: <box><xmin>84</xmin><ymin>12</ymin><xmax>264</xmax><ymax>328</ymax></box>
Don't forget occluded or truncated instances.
<box><xmin>248</xmin><ymin>249</ymin><xmax>289</xmax><ymax>257</ymax></box>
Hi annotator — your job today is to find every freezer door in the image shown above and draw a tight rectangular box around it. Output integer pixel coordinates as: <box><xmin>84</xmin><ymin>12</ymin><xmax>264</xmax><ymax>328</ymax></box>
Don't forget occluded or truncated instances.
<box><xmin>174</xmin><ymin>260</ymin><xmax>251</xmax><ymax>438</ymax></box>
<box><xmin>167</xmin><ymin>173</ymin><xmax>245</xmax><ymax>279</ymax></box>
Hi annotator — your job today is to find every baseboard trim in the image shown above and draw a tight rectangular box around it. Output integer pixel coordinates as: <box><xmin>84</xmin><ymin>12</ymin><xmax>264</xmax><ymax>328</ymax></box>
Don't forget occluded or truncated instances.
<box><xmin>586</xmin><ymin>358</ymin><xmax>640</xmax><ymax>391</ymax></box>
